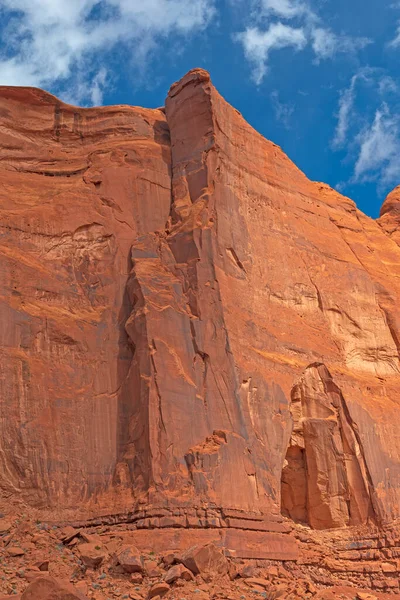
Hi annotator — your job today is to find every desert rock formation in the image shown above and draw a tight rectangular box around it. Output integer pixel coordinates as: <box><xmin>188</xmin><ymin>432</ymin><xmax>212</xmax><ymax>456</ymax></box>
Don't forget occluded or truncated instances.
<box><xmin>1</xmin><ymin>69</ymin><xmax>400</xmax><ymax>596</ymax></box>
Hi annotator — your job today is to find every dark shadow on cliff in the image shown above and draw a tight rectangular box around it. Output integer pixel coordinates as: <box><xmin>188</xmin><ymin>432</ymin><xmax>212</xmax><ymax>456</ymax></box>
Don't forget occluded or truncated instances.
<box><xmin>114</xmin><ymin>252</ymin><xmax>136</xmax><ymax>489</ymax></box>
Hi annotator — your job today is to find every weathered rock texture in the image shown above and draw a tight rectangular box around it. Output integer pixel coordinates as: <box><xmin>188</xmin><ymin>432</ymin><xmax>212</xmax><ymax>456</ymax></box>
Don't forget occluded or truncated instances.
<box><xmin>1</xmin><ymin>69</ymin><xmax>400</xmax><ymax>553</ymax></box>
<box><xmin>282</xmin><ymin>364</ymin><xmax>376</xmax><ymax>529</ymax></box>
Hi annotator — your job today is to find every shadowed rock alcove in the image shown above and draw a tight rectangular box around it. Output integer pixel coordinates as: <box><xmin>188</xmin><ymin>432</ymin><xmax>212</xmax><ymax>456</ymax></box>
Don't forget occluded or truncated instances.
<box><xmin>281</xmin><ymin>363</ymin><xmax>377</xmax><ymax>530</ymax></box>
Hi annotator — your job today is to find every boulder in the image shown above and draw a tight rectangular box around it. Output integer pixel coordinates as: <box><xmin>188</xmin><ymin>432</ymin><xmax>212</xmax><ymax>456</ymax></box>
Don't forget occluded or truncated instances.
<box><xmin>60</xmin><ymin>526</ymin><xmax>82</xmax><ymax>544</ymax></box>
<box><xmin>116</xmin><ymin>545</ymin><xmax>143</xmax><ymax>573</ymax></box>
<box><xmin>77</xmin><ymin>543</ymin><xmax>107</xmax><ymax>569</ymax></box>
<box><xmin>164</xmin><ymin>564</ymin><xmax>194</xmax><ymax>584</ymax></box>
<box><xmin>161</xmin><ymin>551</ymin><xmax>180</xmax><ymax>567</ymax></box>
<box><xmin>21</xmin><ymin>576</ymin><xmax>88</xmax><ymax>599</ymax></box>
<box><xmin>145</xmin><ymin>559</ymin><xmax>162</xmax><ymax>577</ymax></box>
<box><xmin>7</xmin><ymin>547</ymin><xmax>25</xmax><ymax>557</ymax></box>
<box><xmin>181</xmin><ymin>543</ymin><xmax>228</xmax><ymax>576</ymax></box>
<box><xmin>148</xmin><ymin>583</ymin><xmax>170</xmax><ymax>599</ymax></box>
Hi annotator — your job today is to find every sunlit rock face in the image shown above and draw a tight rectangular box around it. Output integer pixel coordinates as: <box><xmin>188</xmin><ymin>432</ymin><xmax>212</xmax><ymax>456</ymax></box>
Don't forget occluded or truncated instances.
<box><xmin>1</xmin><ymin>70</ymin><xmax>400</xmax><ymax>538</ymax></box>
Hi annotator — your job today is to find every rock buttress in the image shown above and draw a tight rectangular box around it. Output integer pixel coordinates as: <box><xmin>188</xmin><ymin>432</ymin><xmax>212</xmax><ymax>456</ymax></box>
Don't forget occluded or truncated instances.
<box><xmin>120</xmin><ymin>69</ymin><xmax>289</xmax><ymax>514</ymax></box>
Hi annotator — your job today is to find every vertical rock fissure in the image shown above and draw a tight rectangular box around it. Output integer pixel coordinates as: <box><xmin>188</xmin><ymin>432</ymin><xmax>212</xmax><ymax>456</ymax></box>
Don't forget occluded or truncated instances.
<box><xmin>115</xmin><ymin>270</ymin><xmax>154</xmax><ymax>495</ymax></box>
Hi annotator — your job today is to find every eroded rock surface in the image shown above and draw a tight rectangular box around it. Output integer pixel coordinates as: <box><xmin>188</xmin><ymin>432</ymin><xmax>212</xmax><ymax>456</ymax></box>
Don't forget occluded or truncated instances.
<box><xmin>1</xmin><ymin>71</ymin><xmax>400</xmax><ymax>585</ymax></box>
<box><xmin>282</xmin><ymin>364</ymin><xmax>376</xmax><ymax>529</ymax></box>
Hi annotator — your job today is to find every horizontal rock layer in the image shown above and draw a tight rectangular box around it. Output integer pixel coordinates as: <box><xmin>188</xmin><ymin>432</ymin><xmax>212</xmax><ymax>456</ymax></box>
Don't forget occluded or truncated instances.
<box><xmin>1</xmin><ymin>70</ymin><xmax>400</xmax><ymax>543</ymax></box>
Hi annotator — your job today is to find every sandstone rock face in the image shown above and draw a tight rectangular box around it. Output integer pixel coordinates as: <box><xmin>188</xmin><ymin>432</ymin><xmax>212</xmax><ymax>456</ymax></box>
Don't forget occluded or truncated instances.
<box><xmin>0</xmin><ymin>86</ymin><xmax>171</xmax><ymax>516</ymax></box>
<box><xmin>282</xmin><ymin>364</ymin><xmax>375</xmax><ymax>529</ymax></box>
<box><xmin>379</xmin><ymin>185</ymin><xmax>400</xmax><ymax>245</ymax></box>
<box><xmin>1</xmin><ymin>69</ymin><xmax>400</xmax><ymax>540</ymax></box>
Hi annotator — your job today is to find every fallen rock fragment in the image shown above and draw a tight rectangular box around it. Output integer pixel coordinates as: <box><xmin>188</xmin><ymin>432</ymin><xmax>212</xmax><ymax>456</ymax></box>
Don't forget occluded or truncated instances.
<box><xmin>79</xmin><ymin>532</ymin><xmax>102</xmax><ymax>545</ymax></box>
<box><xmin>74</xmin><ymin>582</ymin><xmax>89</xmax><ymax>595</ymax></box>
<box><xmin>181</xmin><ymin>543</ymin><xmax>228</xmax><ymax>577</ymax></box>
<box><xmin>161</xmin><ymin>551</ymin><xmax>180</xmax><ymax>567</ymax></box>
<box><xmin>116</xmin><ymin>545</ymin><xmax>144</xmax><ymax>573</ymax></box>
<box><xmin>244</xmin><ymin>577</ymin><xmax>270</xmax><ymax>590</ymax></box>
<box><xmin>24</xmin><ymin>568</ymin><xmax>49</xmax><ymax>583</ymax></box>
<box><xmin>20</xmin><ymin>576</ymin><xmax>88</xmax><ymax>599</ymax></box>
<box><xmin>77</xmin><ymin>543</ymin><xmax>107</xmax><ymax>569</ymax></box>
<box><xmin>7</xmin><ymin>547</ymin><xmax>25</xmax><ymax>557</ymax></box>
<box><xmin>164</xmin><ymin>563</ymin><xmax>194</xmax><ymax>584</ymax></box>
<box><xmin>238</xmin><ymin>564</ymin><xmax>257</xmax><ymax>578</ymax></box>
<box><xmin>33</xmin><ymin>559</ymin><xmax>49</xmax><ymax>571</ymax></box>
<box><xmin>60</xmin><ymin>526</ymin><xmax>82</xmax><ymax>544</ymax></box>
<box><xmin>145</xmin><ymin>559</ymin><xmax>161</xmax><ymax>577</ymax></box>
<box><xmin>148</xmin><ymin>582</ymin><xmax>170</xmax><ymax>598</ymax></box>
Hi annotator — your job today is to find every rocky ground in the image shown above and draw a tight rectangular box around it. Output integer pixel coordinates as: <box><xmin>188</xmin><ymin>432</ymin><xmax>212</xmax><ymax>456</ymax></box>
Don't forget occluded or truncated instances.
<box><xmin>0</xmin><ymin>515</ymin><xmax>399</xmax><ymax>600</ymax></box>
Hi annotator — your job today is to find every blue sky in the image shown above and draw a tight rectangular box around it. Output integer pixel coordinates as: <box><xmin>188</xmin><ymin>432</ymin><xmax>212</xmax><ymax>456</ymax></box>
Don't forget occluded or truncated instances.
<box><xmin>0</xmin><ymin>0</ymin><xmax>400</xmax><ymax>218</ymax></box>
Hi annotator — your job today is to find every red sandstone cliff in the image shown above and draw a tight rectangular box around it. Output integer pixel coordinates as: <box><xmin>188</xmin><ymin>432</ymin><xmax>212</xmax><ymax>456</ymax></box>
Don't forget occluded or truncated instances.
<box><xmin>1</xmin><ymin>69</ymin><xmax>400</xmax><ymax>546</ymax></box>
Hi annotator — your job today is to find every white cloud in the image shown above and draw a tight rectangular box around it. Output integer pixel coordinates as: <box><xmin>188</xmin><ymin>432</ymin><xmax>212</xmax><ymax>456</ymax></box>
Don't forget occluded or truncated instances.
<box><xmin>332</xmin><ymin>70</ymin><xmax>400</xmax><ymax>189</ymax></box>
<box><xmin>378</xmin><ymin>75</ymin><xmax>398</xmax><ymax>95</ymax></box>
<box><xmin>389</xmin><ymin>26</ymin><xmax>400</xmax><ymax>48</ymax></box>
<box><xmin>0</xmin><ymin>0</ymin><xmax>215</xmax><ymax>104</ymax></box>
<box><xmin>236</xmin><ymin>23</ymin><xmax>306</xmax><ymax>84</ymax></box>
<box><xmin>235</xmin><ymin>0</ymin><xmax>370</xmax><ymax>82</ymax></box>
<box><xmin>354</xmin><ymin>104</ymin><xmax>400</xmax><ymax>185</ymax></box>
<box><xmin>332</xmin><ymin>70</ymin><xmax>373</xmax><ymax>149</ymax></box>
<box><xmin>259</xmin><ymin>0</ymin><xmax>307</xmax><ymax>18</ymax></box>
<box><xmin>90</xmin><ymin>69</ymin><xmax>108</xmax><ymax>106</ymax></box>
<box><xmin>333</xmin><ymin>69</ymin><xmax>399</xmax><ymax>146</ymax></box>
<box><xmin>62</xmin><ymin>68</ymin><xmax>109</xmax><ymax>106</ymax></box>
<box><xmin>332</xmin><ymin>79</ymin><xmax>357</xmax><ymax>149</ymax></box>
<box><xmin>388</xmin><ymin>2</ymin><xmax>400</xmax><ymax>47</ymax></box>
<box><xmin>311</xmin><ymin>28</ymin><xmax>370</xmax><ymax>61</ymax></box>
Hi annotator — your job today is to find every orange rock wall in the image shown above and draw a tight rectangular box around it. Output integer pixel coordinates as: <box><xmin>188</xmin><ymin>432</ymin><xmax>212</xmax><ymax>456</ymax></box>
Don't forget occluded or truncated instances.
<box><xmin>1</xmin><ymin>71</ymin><xmax>400</xmax><ymax>530</ymax></box>
<box><xmin>0</xmin><ymin>87</ymin><xmax>171</xmax><ymax>513</ymax></box>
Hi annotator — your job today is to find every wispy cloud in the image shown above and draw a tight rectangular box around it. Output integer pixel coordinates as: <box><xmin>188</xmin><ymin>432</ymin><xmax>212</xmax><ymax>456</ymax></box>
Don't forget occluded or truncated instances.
<box><xmin>235</xmin><ymin>23</ymin><xmax>306</xmax><ymax>84</ymax></box>
<box><xmin>311</xmin><ymin>28</ymin><xmax>370</xmax><ymax>61</ymax></box>
<box><xmin>235</xmin><ymin>0</ymin><xmax>370</xmax><ymax>82</ymax></box>
<box><xmin>354</xmin><ymin>104</ymin><xmax>400</xmax><ymax>186</ymax></box>
<box><xmin>61</xmin><ymin>68</ymin><xmax>109</xmax><ymax>107</ymax></box>
<box><xmin>389</xmin><ymin>2</ymin><xmax>400</xmax><ymax>47</ymax></box>
<box><xmin>332</xmin><ymin>69</ymin><xmax>400</xmax><ymax>190</ymax></box>
<box><xmin>332</xmin><ymin>80</ymin><xmax>357</xmax><ymax>149</ymax></box>
<box><xmin>0</xmin><ymin>0</ymin><xmax>216</xmax><ymax>105</ymax></box>
<box><xmin>332</xmin><ymin>69</ymin><xmax>374</xmax><ymax>149</ymax></box>
<box><xmin>389</xmin><ymin>27</ymin><xmax>400</xmax><ymax>48</ymax></box>
<box><xmin>259</xmin><ymin>0</ymin><xmax>308</xmax><ymax>18</ymax></box>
